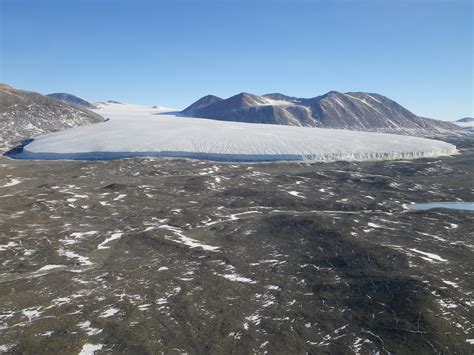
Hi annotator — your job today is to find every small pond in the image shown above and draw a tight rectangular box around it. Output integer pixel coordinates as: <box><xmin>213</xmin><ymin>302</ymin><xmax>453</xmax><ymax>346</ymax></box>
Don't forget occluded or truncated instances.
<box><xmin>407</xmin><ymin>202</ymin><xmax>474</xmax><ymax>211</ymax></box>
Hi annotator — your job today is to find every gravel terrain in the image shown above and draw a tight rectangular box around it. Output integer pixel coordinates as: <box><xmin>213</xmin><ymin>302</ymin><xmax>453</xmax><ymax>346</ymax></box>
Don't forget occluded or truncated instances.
<box><xmin>0</xmin><ymin>136</ymin><xmax>472</xmax><ymax>354</ymax></box>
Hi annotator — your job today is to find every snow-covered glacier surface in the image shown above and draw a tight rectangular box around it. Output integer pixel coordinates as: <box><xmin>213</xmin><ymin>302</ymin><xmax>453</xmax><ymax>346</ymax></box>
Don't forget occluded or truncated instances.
<box><xmin>10</xmin><ymin>103</ymin><xmax>457</xmax><ymax>162</ymax></box>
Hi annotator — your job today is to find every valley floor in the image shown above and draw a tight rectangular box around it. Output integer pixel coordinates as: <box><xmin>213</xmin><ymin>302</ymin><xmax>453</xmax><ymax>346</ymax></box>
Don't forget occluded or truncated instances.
<box><xmin>0</xmin><ymin>137</ymin><xmax>473</xmax><ymax>354</ymax></box>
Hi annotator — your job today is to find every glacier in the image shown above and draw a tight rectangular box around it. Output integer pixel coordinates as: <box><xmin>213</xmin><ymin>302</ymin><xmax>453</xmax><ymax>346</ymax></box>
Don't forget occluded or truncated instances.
<box><xmin>8</xmin><ymin>103</ymin><xmax>457</xmax><ymax>162</ymax></box>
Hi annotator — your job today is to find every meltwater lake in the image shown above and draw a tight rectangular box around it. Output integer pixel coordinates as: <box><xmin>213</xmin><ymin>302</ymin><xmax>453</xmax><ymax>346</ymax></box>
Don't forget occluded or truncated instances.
<box><xmin>407</xmin><ymin>202</ymin><xmax>474</xmax><ymax>211</ymax></box>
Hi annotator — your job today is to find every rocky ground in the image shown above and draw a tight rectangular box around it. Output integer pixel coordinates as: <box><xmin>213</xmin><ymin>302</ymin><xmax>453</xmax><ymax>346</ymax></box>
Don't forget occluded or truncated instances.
<box><xmin>0</xmin><ymin>136</ymin><xmax>473</xmax><ymax>354</ymax></box>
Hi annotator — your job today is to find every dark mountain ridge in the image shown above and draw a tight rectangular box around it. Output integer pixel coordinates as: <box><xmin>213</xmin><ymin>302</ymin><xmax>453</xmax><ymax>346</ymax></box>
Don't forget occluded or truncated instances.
<box><xmin>182</xmin><ymin>95</ymin><xmax>223</xmax><ymax>114</ymax></box>
<box><xmin>47</xmin><ymin>92</ymin><xmax>97</xmax><ymax>109</ymax></box>
<box><xmin>0</xmin><ymin>84</ymin><xmax>103</xmax><ymax>152</ymax></box>
<box><xmin>182</xmin><ymin>91</ymin><xmax>460</xmax><ymax>135</ymax></box>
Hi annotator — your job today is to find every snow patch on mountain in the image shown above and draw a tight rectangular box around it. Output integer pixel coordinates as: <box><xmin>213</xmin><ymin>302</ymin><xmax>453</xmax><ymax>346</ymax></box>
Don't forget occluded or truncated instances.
<box><xmin>258</xmin><ymin>97</ymin><xmax>297</xmax><ymax>107</ymax></box>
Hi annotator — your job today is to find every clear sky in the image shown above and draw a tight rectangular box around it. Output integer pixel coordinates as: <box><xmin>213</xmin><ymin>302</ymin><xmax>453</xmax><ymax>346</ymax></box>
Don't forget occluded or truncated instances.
<box><xmin>1</xmin><ymin>0</ymin><xmax>472</xmax><ymax>120</ymax></box>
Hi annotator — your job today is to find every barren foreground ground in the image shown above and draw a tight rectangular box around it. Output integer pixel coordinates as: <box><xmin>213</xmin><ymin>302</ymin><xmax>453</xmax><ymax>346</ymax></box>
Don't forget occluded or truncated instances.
<box><xmin>0</xmin><ymin>137</ymin><xmax>473</xmax><ymax>354</ymax></box>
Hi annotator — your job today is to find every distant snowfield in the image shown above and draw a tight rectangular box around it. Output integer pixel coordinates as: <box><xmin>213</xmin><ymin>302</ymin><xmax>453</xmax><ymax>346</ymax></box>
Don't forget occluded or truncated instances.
<box><xmin>10</xmin><ymin>103</ymin><xmax>457</xmax><ymax>162</ymax></box>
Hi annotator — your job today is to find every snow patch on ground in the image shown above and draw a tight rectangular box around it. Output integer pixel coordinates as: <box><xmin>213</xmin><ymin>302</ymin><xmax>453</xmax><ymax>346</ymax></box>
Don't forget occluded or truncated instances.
<box><xmin>0</xmin><ymin>178</ymin><xmax>21</xmax><ymax>187</ymax></box>
<box><xmin>58</xmin><ymin>248</ymin><xmax>93</xmax><ymax>266</ymax></box>
<box><xmin>0</xmin><ymin>344</ymin><xmax>15</xmax><ymax>352</ymax></box>
<box><xmin>22</xmin><ymin>307</ymin><xmax>42</xmax><ymax>322</ymax></box>
<box><xmin>78</xmin><ymin>343</ymin><xmax>103</xmax><ymax>355</ymax></box>
<box><xmin>78</xmin><ymin>320</ymin><xmax>102</xmax><ymax>336</ymax></box>
<box><xmin>0</xmin><ymin>241</ymin><xmax>18</xmax><ymax>251</ymax></box>
<box><xmin>36</xmin><ymin>264</ymin><xmax>64</xmax><ymax>272</ymax></box>
<box><xmin>98</xmin><ymin>307</ymin><xmax>119</xmax><ymax>318</ymax></box>
<box><xmin>409</xmin><ymin>248</ymin><xmax>448</xmax><ymax>262</ymax></box>
<box><xmin>287</xmin><ymin>190</ymin><xmax>306</xmax><ymax>198</ymax></box>
<box><xmin>158</xmin><ymin>224</ymin><xmax>219</xmax><ymax>251</ymax></box>
<box><xmin>97</xmin><ymin>232</ymin><xmax>123</xmax><ymax>250</ymax></box>
<box><xmin>220</xmin><ymin>273</ymin><xmax>257</xmax><ymax>284</ymax></box>
<box><xmin>442</xmin><ymin>280</ymin><xmax>459</xmax><ymax>288</ymax></box>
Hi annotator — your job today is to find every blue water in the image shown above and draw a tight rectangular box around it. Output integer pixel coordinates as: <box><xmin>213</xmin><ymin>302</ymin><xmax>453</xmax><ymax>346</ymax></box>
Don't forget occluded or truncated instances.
<box><xmin>407</xmin><ymin>202</ymin><xmax>474</xmax><ymax>211</ymax></box>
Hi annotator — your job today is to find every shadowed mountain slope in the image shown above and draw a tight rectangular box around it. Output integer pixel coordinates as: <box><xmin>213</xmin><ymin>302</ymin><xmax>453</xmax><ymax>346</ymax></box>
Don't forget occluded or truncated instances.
<box><xmin>182</xmin><ymin>91</ymin><xmax>461</xmax><ymax>135</ymax></box>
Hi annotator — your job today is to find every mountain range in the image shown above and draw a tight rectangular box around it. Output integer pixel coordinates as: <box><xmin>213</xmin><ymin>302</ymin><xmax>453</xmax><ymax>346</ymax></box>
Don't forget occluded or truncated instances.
<box><xmin>181</xmin><ymin>91</ymin><xmax>460</xmax><ymax>135</ymax></box>
<box><xmin>0</xmin><ymin>84</ymin><xmax>466</xmax><ymax>154</ymax></box>
<box><xmin>457</xmin><ymin>117</ymin><xmax>474</xmax><ymax>123</ymax></box>
<box><xmin>454</xmin><ymin>117</ymin><xmax>474</xmax><ymax>133</ymax></box>
<box><xmin>0</xmin><ymin>84</ymin><xmax>103</xmax><ymax>152</ymax></box>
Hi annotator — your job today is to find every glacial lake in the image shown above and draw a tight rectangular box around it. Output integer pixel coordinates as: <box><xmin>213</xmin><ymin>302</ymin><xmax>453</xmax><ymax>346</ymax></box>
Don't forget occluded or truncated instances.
<box><xmin>407</xmin><ymin>202</ymin><xmax>474</xmax><ymax>211</ymax></box>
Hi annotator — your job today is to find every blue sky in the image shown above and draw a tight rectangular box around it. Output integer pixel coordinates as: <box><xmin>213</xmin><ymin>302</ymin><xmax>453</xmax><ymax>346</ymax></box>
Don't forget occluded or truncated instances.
<box><xmin>1</xmin><ymin>0</ymin><xmax>472</xmax><ymax>120</ymax></box>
